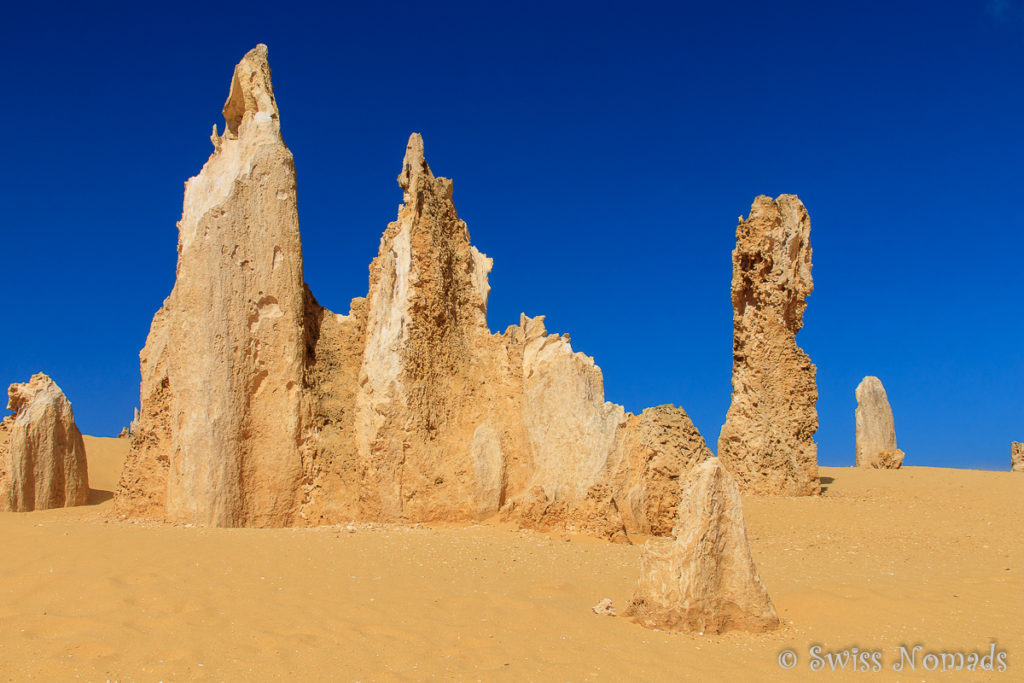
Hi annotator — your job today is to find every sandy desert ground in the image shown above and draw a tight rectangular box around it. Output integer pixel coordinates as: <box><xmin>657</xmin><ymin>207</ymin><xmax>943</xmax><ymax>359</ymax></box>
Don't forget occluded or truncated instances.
<box><xmin>0</xmin><ymin>436</ymin><xmax>1019</xmax><ymax>681</ymax></box>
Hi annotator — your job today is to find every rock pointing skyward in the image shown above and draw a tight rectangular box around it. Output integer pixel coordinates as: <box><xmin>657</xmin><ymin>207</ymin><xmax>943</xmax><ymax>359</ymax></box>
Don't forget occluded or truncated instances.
<box><xmin>115</xmin><ymin>45</ymin><xmax>714</xmax><ymax>535</ymax></box>
<box><xmin>1012</xmin><ymin>442</ymin><xmax>1023</xmax><ymax>473</ymax></box>
<box><xmin>855</xmin><ymin>376</ymin><xmax>904</xmax><ymax>469</ymax></box>
<box><xmin>116</xmin><ymin>44</ymin><xmax>304</xmax><ymax>526</ymax></box>
<box><xmin>0</xmin><ymin>373</ymin><xmax>89</xmax><ymax>512</ymax></box>
<box><xmin>624</xmin><ymin>458</ymin><xmax>779</xmax><ymax>633</ymax></box>
<box><xmin>718</xmin><ymin>195</ymin><xmax>819</xmax><ymax>495</ymax></box>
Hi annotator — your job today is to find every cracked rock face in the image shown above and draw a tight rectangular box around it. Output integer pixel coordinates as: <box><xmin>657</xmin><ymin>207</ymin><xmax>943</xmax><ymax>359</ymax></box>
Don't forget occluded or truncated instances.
<box><xmin>115</xmin><ymin>46</ymin><xmax>714</xmax><ymax>536</ymax></box>
<box><xmin>1012</xmin><ymin>442</ymin><xmax>1023</xmax><ymax>473</ymax></box>
<box><xmin>624</xmin><ymin>458</ymin><xmax>779</xmax><ymax>633</ymax></box>
<box><xmin>855</xmin><ymin>376</ymin><xmax>904</xmax><ymax>469</ymax></box>
<box><xmin>718</xmin><ymin>195</ymin><xmax>819</xmax><ymax>495</ymax></box>
<box><xmin>0</xmin><ymin>373</ymin><xmax>89</xmax><ymax>512</ymax></box>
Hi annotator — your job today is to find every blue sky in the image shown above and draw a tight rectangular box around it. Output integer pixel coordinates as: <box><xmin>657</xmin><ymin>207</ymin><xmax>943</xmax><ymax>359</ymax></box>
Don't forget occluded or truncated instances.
<box><xmin>1</xmin><ymin>1</ymin><xmax>1021</xmax><ymax>469</ymax></box>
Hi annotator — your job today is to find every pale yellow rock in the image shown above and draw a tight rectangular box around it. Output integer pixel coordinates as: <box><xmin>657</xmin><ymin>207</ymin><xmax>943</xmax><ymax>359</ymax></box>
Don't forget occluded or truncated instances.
<box><xmin>300</xmin><ymin>137</ymin><xmax>716</xmax><ymax>536</ymax></box>
<box><xmin>0</xmin><ymin>373</ymin><xmax>89</xmax><ymax>512</ymax></box>
<box><xmin>855</xmin><ymin>376</ymin><xmax>903</xmax><ymax>468</ymax></box>
<box><xmin>0</xmin><ymin>418</ymin><xmax>8</xmax><ymax>503</ymax></box>
<box><xmin>718</xmin><ymin>195</ymin><xmax>819</xmax><ymax>495</ymax></box>
<box><xmin>871</xmin><ymin>448</ymin><xmax>905</xmax><ymax>469</ymax></box>
<box><xmin>116</xmin><ymin>44</ymin><xmax>305</xmax><ymax>527</ymax></box>
<box><xmin>591</xmin><ymin>598</ymin><xmax>616</xmax><ymax>616</ymax></box>
<box><xmin>624</xmin><ymin>458</ymin><xmax>779</xmax><ymax>633</ymax></box>
<box><xmin>1012</xmin><ymin>442</ymin><xmax>1023</xmax><ymax>473</ymax></box>
<box><xmin>518</xmin><ymin>315</ymin><xmax>626</xmax><ymax>500</ymax></box>
<box><xmin>116</xmin><ymin>46</ymin><xmax>715</xmax><ymax>537</ymax></box>
<box><xmin>607</xmin><ymin>405</ymin><xmax>714</xmax><ymax>536</ymax></box>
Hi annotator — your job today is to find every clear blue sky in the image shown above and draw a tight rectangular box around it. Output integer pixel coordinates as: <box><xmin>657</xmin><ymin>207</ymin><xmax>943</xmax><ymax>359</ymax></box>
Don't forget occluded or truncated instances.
<box><xmin>1</xmin><ymin>1</ymin><xmax>1021</xmax><ymax>470</ymax></box>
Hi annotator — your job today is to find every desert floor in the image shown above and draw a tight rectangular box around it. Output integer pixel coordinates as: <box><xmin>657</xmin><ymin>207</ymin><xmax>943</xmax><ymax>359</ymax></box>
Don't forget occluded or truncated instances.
<box><xmin>0</xmin><ymin>437</ymin><xmax>1020</xmax><ymax>681</ymax></box>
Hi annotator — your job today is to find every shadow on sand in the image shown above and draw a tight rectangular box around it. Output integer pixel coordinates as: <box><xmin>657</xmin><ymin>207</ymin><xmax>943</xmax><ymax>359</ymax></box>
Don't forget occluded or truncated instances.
<box><xmin>88</xmin><ymin>489</ymin><xmax>114</xmax><ymax>505</ymax></box>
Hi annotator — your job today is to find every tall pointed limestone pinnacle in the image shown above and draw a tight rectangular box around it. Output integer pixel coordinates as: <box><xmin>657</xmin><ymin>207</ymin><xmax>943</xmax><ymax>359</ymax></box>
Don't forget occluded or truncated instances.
<box><xmin>351</xmin><ymin>132</ymin><xmax>497</xmax><ymax>521</ymax></box>
<box><xmin>718</xmin><ymin>195</ymin><xmax>819</xmax><ymax>495</ymax></box>
<box><xmin>115</xmin><ymin>48</ymin><xmax>718</xmax><ymax>536</ymax></box>
<box><xmin>297</xmin><ymin>132</ymin><xmax>716</xmax><ymax>533</ymax></box>
<box><xmin>624</xmin><ymin>458</ymin><xmax>780</xmax><ymax>633</ymax></box>
<box><xmin>398</xmin><ymin>133</ymin><xmax>430</xmax><ymax>197</ymax></box>
<box><xmin>115</xmin><ymin>44</ymin><xmax>306</xmax><ymax>526</ymax></box>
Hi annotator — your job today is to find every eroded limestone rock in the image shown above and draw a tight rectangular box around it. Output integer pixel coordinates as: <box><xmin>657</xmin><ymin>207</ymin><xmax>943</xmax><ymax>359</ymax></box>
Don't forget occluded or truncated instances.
<box><xmin>855</xmin><ymin>376</ymin><xmax>903</xmax><ymax>468</ymax></box>
<box><xmin>624</xmin><ymin>458</ymin><xmax>779</xmax><ymax>633</ymax></box>
<box><xmin>872</xmin><ymin>449</ymin><xmax>905</xmax><ymax>469</ymax></box>
<box><xmin>0</xmin><ymin>374</ymin><xmax>89</xmax><ymax>512</ymax></box>
<box><xmin>1012</xmin><ymin>442</ymin><xmax>1023</xmax><ymax>473</ymax></box>
<box><xmin>116</xmin><ymin>44</ymin><xmax>305</xmax><ymax>527</ymax></box>
<box><xmin>116</xmin><ymin>45</ymin><xmax>714</xmax><ymax>536</ymax></box>
<box><xmin>300</xmin><ymin>141</ymin><xmax>714</xmax><ymax>537</ymax></box>
<box><xmin>718</xmin><ymin>195</ymin><xmax>819</xmax><ymax>495</ymax></box>
<box><xmin>592</xmin><ymin>598</ymin><xmax>616</xmax><ymax>616</ymax></box>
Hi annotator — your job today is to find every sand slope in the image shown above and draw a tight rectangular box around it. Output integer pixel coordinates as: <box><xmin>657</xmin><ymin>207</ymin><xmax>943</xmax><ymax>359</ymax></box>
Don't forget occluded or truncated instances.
<box><xmin>0</xmin><ymin>437</ymin><xmax>1019</xmax><ymax>680</ymax></box>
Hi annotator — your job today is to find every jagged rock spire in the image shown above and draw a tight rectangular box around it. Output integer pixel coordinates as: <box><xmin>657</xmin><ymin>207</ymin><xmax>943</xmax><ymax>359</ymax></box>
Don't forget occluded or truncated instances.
<box><xmin>221</xmin><ymin>44</ymin><xmax>280</xmax><ymax>137</ymax></box>
<box><xmin>116</xmin><ymin>47</ymin><xmax>717</xmax><ymax>537</ymax></box>
<box><xmin>718</xmin><ymin>195</ymin><xmax>819</xmax><ymax>495</ymax></box>
<box><xmin>398</xmin><ymin>133</ymin><xmax>430</xmax><ymax>191</ymax></box>
<box><xmin>115</xmin><ymin>45</ymin><xmax>305</xmax><ymax>527</ymax></box>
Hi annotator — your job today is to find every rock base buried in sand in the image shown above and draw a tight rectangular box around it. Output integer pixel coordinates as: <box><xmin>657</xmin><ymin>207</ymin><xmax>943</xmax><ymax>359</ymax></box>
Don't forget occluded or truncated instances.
<box><xmin>717</xmin><ymin>195</ymin><xmax>819</xmax><ymax>495</ymax></box>
<box><xmin>592</xmin><ymin>598</ymin><xmax>616</xmax><ymax>616</ymax></box>
<box><xmin>866</xmin><ymin>448</ymin><xmax>905</xmax><ymax>470</ymax></box>
<box><xmin>624</xmin><ymin>458</ymin><xmax>779</xmax><ymax>633</ymax></box>
<box><xmin>115</xmin><ymin>44</ymin><xmax>716</xmax><ymax>536</ymax></box>
<box><xmin>0</xmin><ymin>373</ymin><xmax>89</xmax><ymax>512</ymax></box>
<box><xmin>855</xmin><ymin>376</ymin><xmax>904</xmax><ymax>468</ymax></box>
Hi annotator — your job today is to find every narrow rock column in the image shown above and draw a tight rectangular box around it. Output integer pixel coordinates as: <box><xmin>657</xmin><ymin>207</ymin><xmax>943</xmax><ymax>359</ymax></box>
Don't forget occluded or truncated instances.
<box><xmin>1012</xmin><ymin>442</ymin><xmax>1023</xmax><ymax>472</ymax></box>
<box><xmin>0</xmin><ymin>374</ymin><xmax>89</xmax><ymax>512</ymax></box>
<box><xmin>718</xmin><ymin>195</ymin><xmax>819</xmax><ymax>495</ymax></box>
<box><xmin>624</xmin><ymin>458</ymin><xmax>779</xmax><ymax>633</ymax></box>
<box><xmin>855</xmin><ymin>376</ymin><xmax>905</xmax><ymax>469</ymax></box>
<box><xmin>115</xmin><ymin>44</ymin><xmax>306</xmax><ymax>527</ymax></box>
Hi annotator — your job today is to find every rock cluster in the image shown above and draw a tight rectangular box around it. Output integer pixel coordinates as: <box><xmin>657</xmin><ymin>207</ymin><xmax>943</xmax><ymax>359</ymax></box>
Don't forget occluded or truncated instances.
<box><xmin>0</xmin><ymin>373</ymin><xmax>89</xmax><ymax>511</ymax></box>
<box><xmin>624</xmin><ymin>458</ymin><xmax>779</xmax><ymax>633</ymax></box>
<box><xmin>1012</xmin><ymin>442</ymin><xmax>1023</xmax><ymax>473</ymax></box>
<box><xmin>855</xmin><ymin>376</ymin><xmax>904</xmax><ymax>469</ymax></box>
<box><xmin>717</xmin><ymin>195</ymin><xmax>819</xmax><ymax>495</ymax></box>
<box><xmin>115</xmin><ymin>45</ymin><xmax>714</xmax><ymax>535</ymax></box>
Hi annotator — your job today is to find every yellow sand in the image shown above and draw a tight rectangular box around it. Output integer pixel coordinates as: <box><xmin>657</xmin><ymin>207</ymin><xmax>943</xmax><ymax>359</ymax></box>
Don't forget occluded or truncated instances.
<box><xmin>0</xmin><ymin>436</ymin><xmax>1019</xmax><ymax>680</ymax></box>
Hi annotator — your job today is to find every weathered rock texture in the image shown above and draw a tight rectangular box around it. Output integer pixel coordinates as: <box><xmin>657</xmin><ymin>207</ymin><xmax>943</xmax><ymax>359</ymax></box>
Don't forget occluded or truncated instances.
<box><xmin>116</xmin><ymin>44</ymin><xmax>304</xmax><ymax>526</ymax></box>
<box><xmin>1012</xmin><ymin>442</ymin><xmax>1023</xmax><ymax>473</ymax></box>
<box><xmin>854</xmin><ymin>376</ymin><xmax>904</xmax><ymax>468</ymax></box>
<box><xmin>718</xmin><ymin>195</ymin><xmax>819</xmax><ymax>495</ymax></box>
<box><xmin>624</xmin><ymin>458</ymin><xmax>779</xmax><ymax>633</ymax></box>
<box><xmin>115</xmin><ymin>45</ymin><xmax>713</xmax><ymax>535</ymax></box>
<box><xmin>0</xmin><ymin>374</ymin><xmax>89</xmax><ymax>512</ymax></box>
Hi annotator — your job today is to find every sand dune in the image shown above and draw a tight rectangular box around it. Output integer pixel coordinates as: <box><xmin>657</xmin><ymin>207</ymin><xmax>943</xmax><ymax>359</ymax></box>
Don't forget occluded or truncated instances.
<box><xmin>0</xmin><ymin>437</ymin><xmax>1018</xmax><ymax>680</ymax></box>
